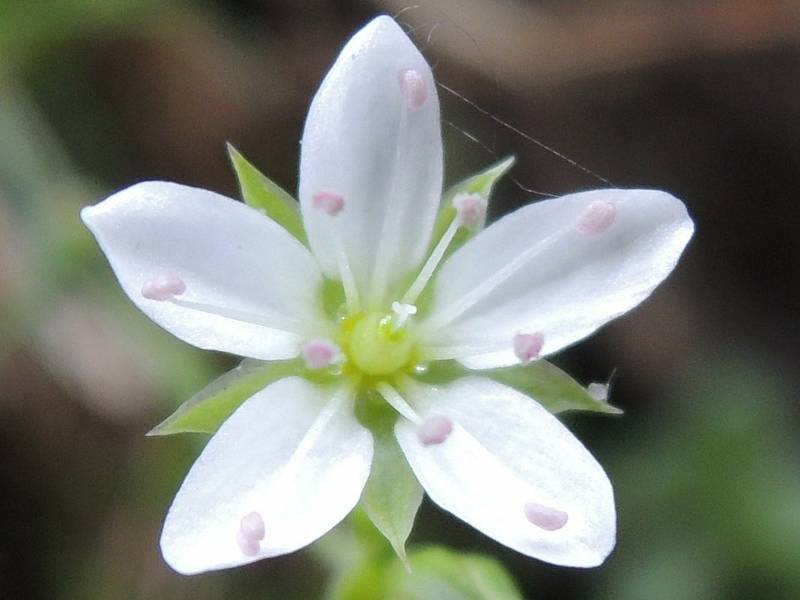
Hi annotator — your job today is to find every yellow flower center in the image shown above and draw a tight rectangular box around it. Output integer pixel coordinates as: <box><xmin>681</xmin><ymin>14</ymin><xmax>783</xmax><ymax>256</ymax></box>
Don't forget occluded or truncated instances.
<box><xmin>343</xmin><ymin>312</ymin><xmax>415</xmax><ymax>376</ymax></box>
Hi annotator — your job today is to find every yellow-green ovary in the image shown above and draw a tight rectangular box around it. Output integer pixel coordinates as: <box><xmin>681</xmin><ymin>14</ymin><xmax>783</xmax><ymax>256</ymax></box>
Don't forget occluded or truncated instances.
<box><xmin>347</xmin><ymin>312</ymin><xmax>414</xmax><ymax>376</ymax></box>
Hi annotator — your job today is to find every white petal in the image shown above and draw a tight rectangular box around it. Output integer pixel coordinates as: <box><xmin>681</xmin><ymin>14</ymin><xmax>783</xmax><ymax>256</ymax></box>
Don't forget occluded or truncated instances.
<box><xmin>395</xmin><ymin>377</ymin><xmax>615</xmax><ymax>567</ymax></box>
<box><xmin>160</xmin><ymin>377</ymin><xmax>372</xmax><ymax>574</ymax></box>
<box><xmin>420</xmin><ymin>189</ymin><xmax>693</xmax><ymax>368</ymax></box>
<box><xmin>82</xmin><ymin>181</ymin><xmax>327</xmax><ymax>360</ymax></box>
<box><xmin>299</xmin><ymin>16</ymin><xmax>443</xmax><ymax>307</ymax></box>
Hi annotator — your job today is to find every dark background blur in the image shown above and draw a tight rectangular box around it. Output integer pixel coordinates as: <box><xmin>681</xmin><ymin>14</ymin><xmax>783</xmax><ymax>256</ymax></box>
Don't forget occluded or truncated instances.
<box><xmin>2</xmin><ymin>1</ymin><xmax>800</xmax><ymax>598</ymax></box>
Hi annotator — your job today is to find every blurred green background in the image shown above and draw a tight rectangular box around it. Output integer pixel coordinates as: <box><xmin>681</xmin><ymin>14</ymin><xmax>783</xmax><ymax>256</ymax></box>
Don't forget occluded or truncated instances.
<box><xmin>2</xmin><ymin>1</ymin><xmax>799</xmax><ymax>598</ymax></box>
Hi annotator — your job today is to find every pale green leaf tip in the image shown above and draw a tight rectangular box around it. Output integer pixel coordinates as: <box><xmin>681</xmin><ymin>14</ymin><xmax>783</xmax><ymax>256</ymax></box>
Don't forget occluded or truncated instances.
<box><xmin>225</xmin><ymin>141</ymin><xmax>246</xmax><ymax>168</ymax></box>
<box><xmin>144</xmin><ymin>424</ymin><xmax>165</xmax><ymax>437</ymax></box>
<box><xmin>480</xmin><ymin>155</ymin><xmax>516</xmax><ymax>189</ymax></box>
<box><xmin>145</xmin><ymin>418</ymin><xmax>174</xmax><ymax>437</ymax></box>
<box><xmin>380</xmin><ymin>527</ymin><xmax>413</xmax><ymax>568</ymax></box>
<box><xmin>226</xmin><ymin>142</ymin><xmax>258</xmax><ymax>183</ymax></box>
<box><xmin>571</xmin><ymin>403</ymin><xmax>624</xmax><ymax>416</ymax></box>
<box><xmin>494</xmin><ymin>154</ymin><xmax>516</xmax><ymax>173</ymax></box>
<box><xmin>393</xmin><ymin>541</ymin><xmax>411</xmax><ymax>570</ymax></box>
<box><xmin>465</xmin><ymin>154</ymin><xmax>515</xmax><ymax>196</ymax></box>
<box><xmin>225</xmin><ymin>142</ymin><xmax>308</xmax><ymax>245</ymax></box>
<box><xmin>145</xmin><ymin>420</ymin><xmax>213</xmax><ymax>437</ymax></box>
<box><xmin>585</xmin><ymin>379</ymin><xmax>624</xmax><ymax>415</ymax></box>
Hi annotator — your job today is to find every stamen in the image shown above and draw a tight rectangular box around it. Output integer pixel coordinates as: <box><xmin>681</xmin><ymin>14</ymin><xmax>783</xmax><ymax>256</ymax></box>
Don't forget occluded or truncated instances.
<box><xmin>313</xmin><ymin>191</ymin><xmax>345</xmax><ymax>216</ymax></box>
<box><xmin>167</xmin><ymin>297</ymin><xmax>303</xmax><ymax>334</ymax></box>
<box><xmin>376</xmin><ymin>381</ymin><xmax>421</xmax><ymax>424</ymax></box>
<box><xmin>576</xmin><ymin>200</ymin><xmax>616</xmax><ymax>234</ymax></box>
<box><xmin>587</xmin><ymin>382</ymin><xmax>609</xmax><ymax>402</ymax></box>
<box><xmin>453</xmin><ymin>193</ymin><xmax>487</xmax><ymax>229</ymax></box>
<box><xmin>513</xmin><ymin>332</ymin><xmax>545</xmax><ymax>362</ymax></box>
<box><xmin>417</xmin><ymin>414</ymin><xmax>453</xmax><ymax>446</ymax></box>
<box><xmin>239</xmin><ymin>512</ymin><xmax>265</xmax><ymax>541</ymax></box>
<box><xmin>391</xmin><ymin>301</ymin><xmax>417</xmax><ymax>330</ymax></box>
<box><xmin>524</xmin><ymin>502</ymin><xmax>569</xmax><ymax>531</ymax></box>
<box><xmin>332</xmin><ymin>230</ymin><xmax>360</xmax><ymax>313</ymax></box>
<box><xmin>401</xmin><ymin>218</ymin><xmax>460</xmax><ymax>306</ymax></box>
<box><xmin>141</xmin><ymin>274</ymin><xmax>186</xmax><ymax>301</ymax></box>
<box><xmin>236</xmin><ymin>529</ymin><xmax>260</xmax><ymax>556</ymax></box>
<box><xmin>313</xmin><ymin>192</ymin><xmax>360</xmax><ymax>313</ymax></box>
<box><xmin>398</xmin><ymin>69</ymin><xmax>427</xmax><ymax>110</ymax></box>
<box><xmin>236</xmin><ymin>511</ymin><xmax>265</xmax><ymax>556</ymax></box>
<box><xmin>142</xmin><ymin>275</ymin><xmax>304</xmax><ymax>334</ymax></box>
<box><xmin>401</xmin><ymin>193</ymin><xmax>490</xmax><ymax>307</ymax></box>
<box><xmin>302</xmin><ymin>338</ymin><xmax>341</xmax><ymax>369</ymax></box>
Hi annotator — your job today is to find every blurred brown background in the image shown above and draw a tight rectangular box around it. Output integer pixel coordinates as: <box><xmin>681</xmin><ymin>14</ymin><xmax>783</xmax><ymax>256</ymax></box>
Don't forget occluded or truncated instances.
<box><xmin>2</xmin><ymin>1</ymin><xmax>800</xmax><ymax>598</ymax></box>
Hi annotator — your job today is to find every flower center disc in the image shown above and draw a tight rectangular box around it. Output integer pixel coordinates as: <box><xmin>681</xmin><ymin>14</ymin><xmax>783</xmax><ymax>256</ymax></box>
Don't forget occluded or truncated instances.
<box><xmin>348</xmin><ymin>312</ymin><xmax>414</xmax><ymax>376</ymax></box>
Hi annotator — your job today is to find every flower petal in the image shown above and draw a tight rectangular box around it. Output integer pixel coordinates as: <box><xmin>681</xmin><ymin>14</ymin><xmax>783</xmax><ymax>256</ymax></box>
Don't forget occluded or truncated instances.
<box><xmin>82</xmin><ymin>181</ymin><xmax>327</xmax><ymax>360</ymax></box>
<box><xmin>160</xmin><ymin>377</ymin><xmax>372</xmax><ymax>574</ymax></box>
<box><xmin>299</xmin><ymin>16</ymin><xmax>443</xmax><ymax>306</ymax></box>
<box><xmin>419</xmin><ymin>189</ymin><xmax>693</xmax><ymax>368</ymax></box>
<box><xmin>395</xmin><ymin>376</ymin><xmax>615</xmax><ymax>567</ymax></box>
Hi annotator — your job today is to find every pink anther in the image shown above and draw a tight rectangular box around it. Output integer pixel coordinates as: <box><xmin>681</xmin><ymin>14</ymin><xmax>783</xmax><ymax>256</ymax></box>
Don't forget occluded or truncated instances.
<box><xmin>417</xmin><ymin>414</ymin><xmax>453</xmax><ymax>446</ymax></box>
<box><xmin>239</xmin><ymin>512</ymin><xmax>265</xmax><ymax>541</ymax></box>
<box><xmin>576</xmin><ymin>200</ymin><xmax>616</xmax><ymax>235</ymax></box>
<box><xmin>524</xmin><ymin>501</ymin><xmax>569</xmax><ymax>531</ymax></box>
<box><xmin>399</xmin><ymin>69</ymin><xmax>428</xmax><ymax>111</ymax></box>
<box><xmin>302</xmin><ymin>339</ymin><xmax>340</xmax><ymax>369</ymax></box>
<box><xmin>513</xmin><ymin>332</ymin><xmax>544</xmax><ymax>363</ymax></box>
<box><xmin>236</xmin><ymin>529</ymin><xmax>260</xmax><ymax>556</ymax></box>
<box><xmin>453</xmin><ymin>193</ymin><xmax>487</xmax><ymax>229</ymax></box>
<box><xmin>313</xmin><ymin>191</ymin><xmax>345</xmax><ymax>216</ymax></box>
<box><xmin>236</xmin><ymin>511</ymin><xmax>265</xmax><ymax>556</ymax></box>
<box><xmin>141</xmin><ymin>274</ymin><xmax>186</xmax><ymax>301</ymax></box>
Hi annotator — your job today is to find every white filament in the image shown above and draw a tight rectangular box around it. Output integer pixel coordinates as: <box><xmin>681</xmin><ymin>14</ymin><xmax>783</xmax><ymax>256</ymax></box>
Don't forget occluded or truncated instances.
<box><xmin>168</xmin><ymin>297</ymin><xmax>303</xmax><ymax>335</ymax></box>
<box><xmin>401</xmin><ymin>217</ymin><xmax>460</xmax><ymax>306</ymax></box>
<box><xmin>376</xmin><ymin>381</ymin><xmax>421</xmax><ymax>424</ymax></box>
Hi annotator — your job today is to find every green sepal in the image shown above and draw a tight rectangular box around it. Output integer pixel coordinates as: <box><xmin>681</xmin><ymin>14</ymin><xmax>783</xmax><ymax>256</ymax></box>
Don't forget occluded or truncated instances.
<box><xmin>147</xmin><ymin>358</ymin><xmax>306</xmax><ymax>436</ymax></box>
<box><xmin>357</xmin><ymin>391</ymin><xmax>423</xmax><ymax>566</ymax></box>
<box><xmin>417</xmin><ymin>359</ymin><xmax>622</xmax><ymax>415</ymax></box>
<box><xmin>227</xmin><ymin>143</ymin><xmax>308</xmax><ymax>245</ymax></box>
<box><xmin>428</xmin><ymin>155</ymin><xmax>515</xmax><ymax>255</ymax></box>
<box><xmin>321</xmin><ymin>277</ymin><xmax>347</xmax><ymax>320</ymax></box>
<box><xmin>484</xmin><ymin>360</ymin><xmax>623</xmax><ymax>415</ymax></box>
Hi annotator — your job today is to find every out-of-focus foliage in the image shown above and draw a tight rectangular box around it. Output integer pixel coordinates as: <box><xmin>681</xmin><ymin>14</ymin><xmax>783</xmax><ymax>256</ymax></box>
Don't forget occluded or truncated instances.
<box><xmin>384</xmin><ymin>546</ymin><xmax>522</xmax><ymax>600</ymax></box>
<box><xmin>325</xmin><ymin>511</ymin><xmax>522</xmax><ymax>600</ymax></box>
<box><xmin>0</xmin><ymin>0</ymin><xmax>170</xmax><ymax>60</ymax></box>
<box><xmin>354</xmin><ymin>545</ymin><xmax>523</xmax><ymax>600</ymax></box>
<box><xmin>0</xmin><ymin>88</ymin><xmax>215</xmax><ymax>409</ymax></box>
<box><xmin>600</xmin><ymin>358</ymin><xmax>800</xmax><ymax>600</ymax></box>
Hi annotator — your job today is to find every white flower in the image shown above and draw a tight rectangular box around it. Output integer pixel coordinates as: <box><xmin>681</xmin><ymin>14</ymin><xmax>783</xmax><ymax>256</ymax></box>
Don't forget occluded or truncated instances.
<box><xmin>81</xmin><ymin>16</ymin><xmax>694</xmax><ymax>575</ymax></box>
